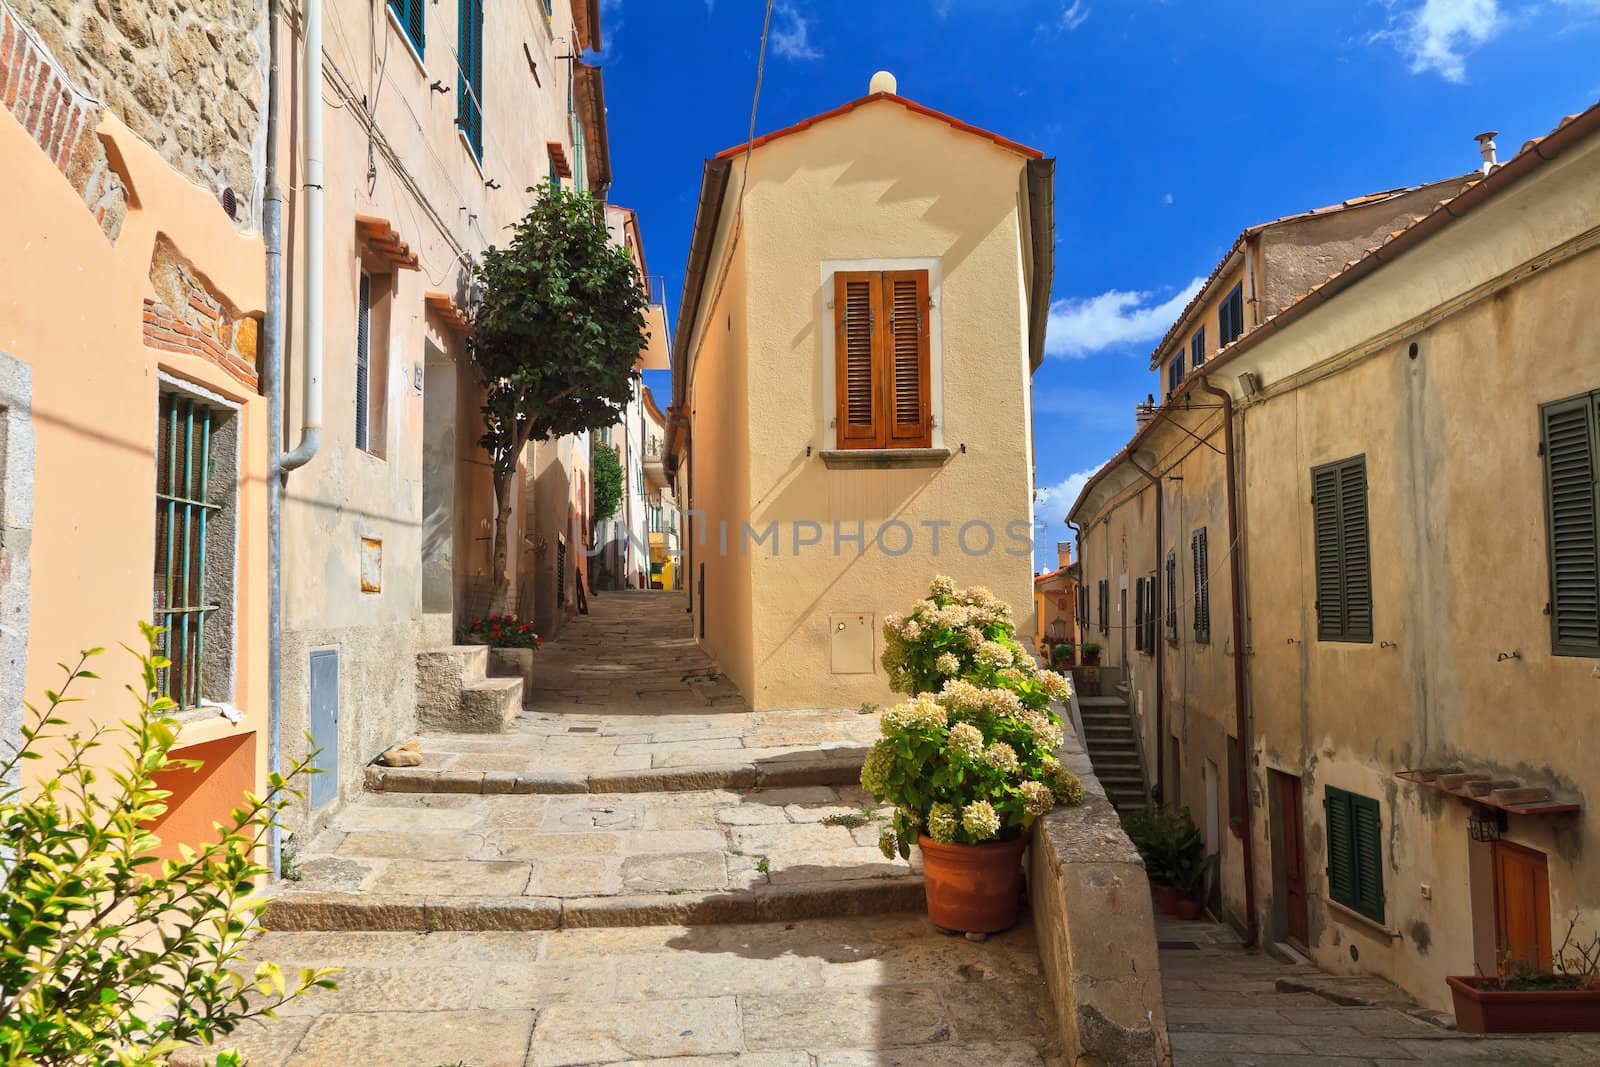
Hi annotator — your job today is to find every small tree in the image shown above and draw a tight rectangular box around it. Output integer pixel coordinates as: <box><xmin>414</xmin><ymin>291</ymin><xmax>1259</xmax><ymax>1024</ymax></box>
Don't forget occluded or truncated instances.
<box><xmin>592</xmin><ymin>441</ymin><xmax>624</xmax><ymax>524</ymax></box>
<box><xmin>0</xmin><ymin>625</ymin><xmax>335</xmax><ymax>1066</ymax></box>
<box><xmin>471</xmin><ymin>181</ymin><xmax>649</xmax><ymax>613</ymax></box>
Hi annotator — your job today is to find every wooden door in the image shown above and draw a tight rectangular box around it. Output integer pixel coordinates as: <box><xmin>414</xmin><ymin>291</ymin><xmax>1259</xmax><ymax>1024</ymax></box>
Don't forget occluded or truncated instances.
<box><xmin>1273</xmin><ymin>771</ymin><xmax>1309</xmax><ymax>945</ymax></box>
<box><xmin>1492</xmin><ymin>841</ymin><xmax>1551</xmax><ymax>971</ymax></box>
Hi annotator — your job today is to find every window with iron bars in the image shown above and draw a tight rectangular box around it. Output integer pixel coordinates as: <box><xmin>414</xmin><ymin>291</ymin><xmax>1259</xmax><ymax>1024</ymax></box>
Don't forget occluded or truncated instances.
<box><xmin>153</xmin><ymin>389</ymin><xmax>236</xmax><ymax>709</ymax></box>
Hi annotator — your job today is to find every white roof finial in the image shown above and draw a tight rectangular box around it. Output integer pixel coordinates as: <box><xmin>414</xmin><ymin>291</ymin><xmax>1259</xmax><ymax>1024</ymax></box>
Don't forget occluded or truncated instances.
<box><xmin>869</xmin><ymin>70</ymin><xmax>898</xmax><ymax>95</ymax></box>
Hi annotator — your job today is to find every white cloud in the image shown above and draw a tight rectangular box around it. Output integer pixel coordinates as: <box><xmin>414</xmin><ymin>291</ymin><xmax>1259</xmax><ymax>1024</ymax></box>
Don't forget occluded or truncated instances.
<box><xmin>1036</xmin><ymin>465</ymin><xmax>1106</xmax><ymax>522</ymax></box>
<box><xmin>1381</xmin><ymin>0</ymin><xmax>1501</xmax><ymax>83</ymax></box>
<box><xmin>772</xmin><ymin>3</ymin><xmax>820</xmax><ymax>61</ymax></box>
<box><xmin>1062</xmin><ymin>1</ymin><xmax>1091</xmax><ymax>30</ymax></box>
<box><xmin>1044</xmin><ymin>277</ymin><xmax>1205</xmax><ymax>359</ymax></box>
<box><xmin>1161</xmin><ymin>192</ymin><xmax>1174</xmax><ymax>206</ymax></box>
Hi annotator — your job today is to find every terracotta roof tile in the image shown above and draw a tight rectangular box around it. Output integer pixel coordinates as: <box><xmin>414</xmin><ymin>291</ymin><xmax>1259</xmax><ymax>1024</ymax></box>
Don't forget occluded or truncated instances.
<box><xmin>714</xmin><ymin>92</ymin><xmax>1043</xmax><ymax>162</ymax></box>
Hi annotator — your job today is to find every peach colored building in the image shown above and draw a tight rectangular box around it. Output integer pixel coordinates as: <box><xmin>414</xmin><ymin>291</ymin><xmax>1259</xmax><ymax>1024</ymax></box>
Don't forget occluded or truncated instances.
<box><xmin>665</xmin><ymin>74</ymin><xmax>1055</xmax><ymax>709</ymax></box>
<box><xmin>1</xmin><ymin>0</ymin><xmax>269</xmax><ymax>853</ymax></box>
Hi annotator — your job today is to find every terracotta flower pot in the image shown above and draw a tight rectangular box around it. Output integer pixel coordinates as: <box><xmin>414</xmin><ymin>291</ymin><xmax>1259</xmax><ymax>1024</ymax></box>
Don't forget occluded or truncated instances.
<box><xmin>918</xmin><ymin>833</ymin><xmax>1029</xmax><ymax>934</ymax></box>
<box><xmin>1176</xmin><ymin>898</ymin><xmax>1202</xmax><ymax>920</ymax></box>
<box><xmin>1447</xmin><ymin>976</ymin><xmax>1600</xmax><ymax>1033</ymax></box>
<box><xmin>1157</xmin><ymin>885</ymin><xmax>1182</xmax><ymax>916</ymax></box>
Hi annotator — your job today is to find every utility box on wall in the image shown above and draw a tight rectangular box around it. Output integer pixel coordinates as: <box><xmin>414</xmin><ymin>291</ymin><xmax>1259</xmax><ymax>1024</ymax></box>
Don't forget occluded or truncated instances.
<box><xmin>829</xmin><ymin>612</ymin><xmax>875</xmax><ymax>675</ymax></box>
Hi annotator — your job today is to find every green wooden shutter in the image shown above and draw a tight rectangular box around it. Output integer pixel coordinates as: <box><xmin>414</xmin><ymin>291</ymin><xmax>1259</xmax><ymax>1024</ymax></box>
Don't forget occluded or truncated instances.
<box><xmin>1134</xmin><ymin>578</ymin><xmax>1146</xmax><ymax>653</ymax></box>
<box><xmin>1542</xmin><ymin>393</ymin><xmax>1600</xmax><ymax>656</ymax></box>
<box><xmin>1339</xmin><ymin>460</ymin><xmax>1373</xmax><ymax>642</ymax></box>
<box><xmin>1352</xmin><ymin>794</ymin><xmax>1385</xmax><ymax>922</ymax></box>
<box><xmin>1312</xmin><ymin>464</ymin><xmax>1344</xmax><ymax>640</ymax></box>
<box><xmin>1324</xmin><ymin>787</ymin><xmax>1357</xmax><ymax>911</ymax></box>
<box><xmin>1192</xmin><ymin>527</ymin><xmax>1210</xmax><ymax>644</ymax></box>
<box><xmin>1146</xmin><ymin>573</ymin><xmax>1158</xmax><ymax>651</ymax></box>
<box><xmin>390</xmin><ymin>0</ymin><xmax>425</xmax><ymax>54</ymax></box>
<box><xmin>1165</xmin><ymin>552</ymin><xmax>1176</xmax><ymax>640</ymax></box>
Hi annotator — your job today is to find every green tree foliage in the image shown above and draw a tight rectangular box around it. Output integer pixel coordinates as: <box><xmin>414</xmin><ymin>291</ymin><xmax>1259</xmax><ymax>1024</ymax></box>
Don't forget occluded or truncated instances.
<box><xmin>591</xmin><ymin>441</ymin><xmax>623</xmax><ymax>523</ymax></box>
<box><xmin>0</xmin><ymin>624</ymin><xmax>335</xmax><ymax>1066</ymax></box>
<box><xmin>470</xmin><ymin>182</ymin><xmax>649</xmax><ymax>610</ymax></box>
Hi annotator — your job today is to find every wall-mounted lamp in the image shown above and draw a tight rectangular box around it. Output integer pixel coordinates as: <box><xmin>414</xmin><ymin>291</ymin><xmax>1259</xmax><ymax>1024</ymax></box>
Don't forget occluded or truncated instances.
<box><xmin>1238</xmin><ymin>371</ymin><xmax>1262</xmax><ymax>397</ymax></box>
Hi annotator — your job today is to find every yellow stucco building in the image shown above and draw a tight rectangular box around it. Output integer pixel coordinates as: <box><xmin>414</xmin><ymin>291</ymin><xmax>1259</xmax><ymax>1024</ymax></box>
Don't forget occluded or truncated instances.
<box><xmin>665</xmin><ymin>74</ymin><xmax>1055</xmax><ymax>710</ymax></box>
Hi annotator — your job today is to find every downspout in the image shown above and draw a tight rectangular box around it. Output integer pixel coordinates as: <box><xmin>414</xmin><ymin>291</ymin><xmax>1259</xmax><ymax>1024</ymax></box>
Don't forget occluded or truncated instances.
<box><xmin>1126</xmin><ymin>453</ymin><xmax>1164</xmax><ymax>806</ymax></box>
<box><xmin>1065</xmin><ymin>520</ymin><xmax>1082</xmax><ymax>647</ymax></box>
<box><xmin>266</xmin><ymin>0</ymin><xmax>325</xmax><ymax>879</ymax></box>
<box><xmin>1196</xmin><ymin>374</ymin><xmax>1258</xmax><ymax>947</ymax></box>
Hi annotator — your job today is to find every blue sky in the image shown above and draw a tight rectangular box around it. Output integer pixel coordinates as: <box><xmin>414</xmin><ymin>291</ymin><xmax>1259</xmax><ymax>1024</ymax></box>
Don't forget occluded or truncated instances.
<box><xmin>595</xmin><ymin>0</ymin><xmax>1600</xmax><ymax>567</ymax></box>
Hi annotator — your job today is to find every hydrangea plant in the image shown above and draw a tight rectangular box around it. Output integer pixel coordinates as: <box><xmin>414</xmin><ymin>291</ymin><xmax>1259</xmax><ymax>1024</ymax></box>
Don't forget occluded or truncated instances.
<box><xmin>865</xmin><ymin>577</ymin><xmax>1084</xmax><ymax>859</ymax></box>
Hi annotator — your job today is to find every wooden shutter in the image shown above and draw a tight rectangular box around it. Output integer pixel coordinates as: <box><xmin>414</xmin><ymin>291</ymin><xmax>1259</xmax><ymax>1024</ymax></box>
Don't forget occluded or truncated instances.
<box><xmin>391</xmin><ymin>0</ymin><xmax>425</xmax><ymax>52</ymax></box>
<box><xmin>1165</xmin><ymin>552</ymin><xmax>1177</xmax><ymax>640</ymax></box>
<box><xmin>1145</xmin><ymin>574</ymin><xmax>1157</xmax><ymax>652</ymax></box>
<box><xmin>1192</xmin><ymin>527</ymin><xmax>1210</xmax><ymax>644</ymax></box>
<box><xmin>355</xmin><ymin>273</ymin><xmax>371</xmax><ymax>452</ymax></box>
<box><xmin>1352</xmin><ymin>793</ymin><xmax>1385</xmax><ymax>922</ymax></box>
<box><xmin>1324</xmin><ymin>787</ymin><xmax>1357</xmax><ymax>911</ymax></box>
<box><xmin>1312</xmin><ymin>463</ymin><xmax>1343</xmax><ymax>640</ymax></box>
<box><xmin>884</xmin><ymin>270</ymin><xmax>932</xmax><ymax>447</ymax></box>
<box><xmin>1339</xmin><ymin>460</ymin><xmax>1373</xmax><ymax>642</ymax></box>
<box><xmin>834</xmin><ymin>272</ymin><xmax>881</xmax><ymax>446</ymax></box>
<box><xmin>1134</xmin><ymin>578</ymin><xmax>1146</xmax><ymax>653</ymax></box>
<box><xmin>1542</xmin><ymin>394</ymin><xmax>1600</xmax><ymax>656</ymax></box>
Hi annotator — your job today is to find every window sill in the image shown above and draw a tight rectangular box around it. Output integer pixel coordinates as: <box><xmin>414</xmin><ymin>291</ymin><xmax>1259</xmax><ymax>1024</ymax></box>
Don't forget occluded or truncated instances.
<box><xmin>385</xmin><ymin>7</ymin><xmax>428</xmax><ymax>77</ymax></box>
<box><xmin>819</xmin><ymin>447</ymin><xmax>950</xmax><ymax>470</ymax></box>
<box><xmin>1324</xmin><ymin>897</ymin><xmax>1400</xmax><ymax>941</ymax></box>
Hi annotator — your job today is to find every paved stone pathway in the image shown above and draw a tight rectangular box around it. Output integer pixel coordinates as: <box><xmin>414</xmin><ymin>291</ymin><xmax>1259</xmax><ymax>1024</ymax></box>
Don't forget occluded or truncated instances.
<box><xmin>1159</xmin><ymin>916</ymin><xmax>1600</xmax><ymax>1066</ymax></box>
<box><xmin>207</xmin><ymin>592</ymin><xmax>1067</xmax><ymax>1064</ymax></box>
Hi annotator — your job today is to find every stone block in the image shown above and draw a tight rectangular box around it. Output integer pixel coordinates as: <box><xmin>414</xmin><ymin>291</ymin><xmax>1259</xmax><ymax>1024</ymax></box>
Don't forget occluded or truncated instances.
<box><xmin>561</xmin><ymin>891</ymin><xmax>757</xmax><ymax>928</ymax></box>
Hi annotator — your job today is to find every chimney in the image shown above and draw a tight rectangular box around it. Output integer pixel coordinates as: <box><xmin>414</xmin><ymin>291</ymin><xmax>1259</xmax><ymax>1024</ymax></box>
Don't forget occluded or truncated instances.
<box><xmin>1056</xmin><ymin>541</ymin><xmax>1072</xmax><ymax>570</ymax></box>
<box><xmin>1135</xmin><ymin>393</ymin><xmax>1156</xmax><ymax>431</ymax></box>
<box><xmin>1475</xmin><ymin>131</ymin><xmax>1499</xmax><ymax>175</ymax></box>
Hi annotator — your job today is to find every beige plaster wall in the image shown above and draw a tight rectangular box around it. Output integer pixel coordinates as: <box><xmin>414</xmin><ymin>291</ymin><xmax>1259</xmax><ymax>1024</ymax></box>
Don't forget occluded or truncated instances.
<box><xmin>727</xmin><ymin>101</ymin><xmax>1037</xmax><ymax>709</ymax></box>
<box><xmin>1234</xmin><ymin>140</ymin><xmax>1600</xmax><ymax>1008</ymax></box>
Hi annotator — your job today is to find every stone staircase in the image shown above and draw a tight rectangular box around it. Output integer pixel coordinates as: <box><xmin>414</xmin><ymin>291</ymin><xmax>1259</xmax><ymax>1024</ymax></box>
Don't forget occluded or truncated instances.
<box><xmin>1078</xmin><ymin>691</ymin><xmax>1148</xmax><ymax>813</ymax></box>
<box><xmin>415</xmin><ymin>642</ymin><xmax>525</xmax><ymax>733</ymax></box>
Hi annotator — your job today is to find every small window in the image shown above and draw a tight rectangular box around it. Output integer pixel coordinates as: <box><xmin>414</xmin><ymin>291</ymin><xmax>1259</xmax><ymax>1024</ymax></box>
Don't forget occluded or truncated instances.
<box><xmin>154</xmin><ymin>389</ymin><xmax>237</xmax><ymax>709</ymax></box>
<box><xmin>1190</xmin><ymin>326</ymin><xmax>1206</xmax><ymax>370</ymax></box>
<box><xmin>1167</xmin><ymin>355</ymin><xmax>1184</xmax><ymax>396</ymax></box>
<box><xmin>1192</xmin><ymin>526</ymin><xmax>1211</xmax><ymax>644</ymax></box>
<box><xmin>1219</xmin><ymin>283</ymin><xmax>1245</xmax><ymax>347</ymax></box>
<box><xmin>1540</xmin><ymin>391</ymin><xmax>1600</xmax><ymax>657</ymax></box>
<box><xmin>355</xmin><ymin>273</ymin><xmax>390</xmax><ymax>456</ymax></box>
<box><xmin>389</xmin><ymin>0</ymin><xmax>425</xmax><ymax>56</ymax></box>
<box><xmin>1312</xmin><ymin>455</ymin><xmax>1372</xmax><ymax>642</ymax></box>
<box><xmin>1165</xmin><ymin>552</ymin><xmax>1177</xmax><ymax>640</ymax></box>
<box><xmin>1325</xmin><ymin>786</ymin><xmax>1384</xmax><ymax>923</ymax></box>
<box><xmin>833</xmin><ymin>270</ymin><xmax>933</xmax><ymax>450</ymax></box>
<box><xmin>456</xmin><ymin>0</ymin><xmax>485</xmax><ymax>161</ymax></box>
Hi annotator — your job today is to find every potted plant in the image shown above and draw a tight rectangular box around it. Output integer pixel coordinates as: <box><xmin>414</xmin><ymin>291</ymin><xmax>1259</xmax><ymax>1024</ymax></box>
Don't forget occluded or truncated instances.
<box><xmin>1050</xmin><ymin>643</ymin><xmax>1075</xmax><ymax>670</ymax></box>
<box><xmin>868</xmin><ymin>577</ymin><xmax>1085</xmax><ymax>934</ymax></box>
<box><xmin>1122</xmin><ymin>806</ymin><xmax>1206</xmax><ymax>916</ymax></box>
<box><xmin>1169</xmin><ymin>841</ymin><xmax>1216</xmax><ymax>920</ymax></box>
<box><xmin>1447</xmin><ymin>918</ymin><xmax>1600</xmax><ymax>1033</ymax></box>
<box><xmin>464</xmin><ymin>615</ymin><xmax>541</xmax><ymax>690</ymax></box>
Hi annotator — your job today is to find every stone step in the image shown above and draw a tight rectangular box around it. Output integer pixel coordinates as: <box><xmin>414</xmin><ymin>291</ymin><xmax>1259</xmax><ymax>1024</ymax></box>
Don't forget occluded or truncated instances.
<box><xmin>272</xmin><ymin>786</ymin><xmax>923</xmax><ymax>933</ymax></box>
<box><xmin>365</xmin><ymin>750</ymin><xmax>866</xmax><ymax>795</ymax></box>
<box><xmin>454</xmin><ymin>676</ymin><xmax>524</xmax><ymax>733</ymax></box>
<box><xmin>1076</xmin><ymin>695</ymin><xmax>1129</xmax><ymax>709</ymax></box>
<box><xmin>175</xmin><ymin>914</ymin><xmax>1062</xmax><ymax>1066</ymax></box>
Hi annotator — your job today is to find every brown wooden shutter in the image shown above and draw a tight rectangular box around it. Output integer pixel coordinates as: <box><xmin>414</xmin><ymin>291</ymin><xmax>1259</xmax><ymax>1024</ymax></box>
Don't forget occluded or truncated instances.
<box><xmin>883</xmin><ymin>270</ymin><xmax>932</xmax><ymax>447</ymax></box>
<box><xmin>834</xmin><ymin>271</ymin><xmax>881</xmax><ymax>446</ymax></box>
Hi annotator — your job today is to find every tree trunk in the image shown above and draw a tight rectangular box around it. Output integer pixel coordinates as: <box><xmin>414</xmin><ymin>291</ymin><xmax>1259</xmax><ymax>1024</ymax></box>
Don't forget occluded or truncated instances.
<box><xmin>489</xmin><ymin>466</ymin><xmax>515</xmax><ymax>617</ymax></box>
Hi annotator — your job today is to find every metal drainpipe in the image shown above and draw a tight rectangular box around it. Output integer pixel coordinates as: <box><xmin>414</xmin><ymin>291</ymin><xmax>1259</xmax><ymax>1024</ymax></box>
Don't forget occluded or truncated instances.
<box><xmin>266</xmin><ymin>0</ymin><xmax>326</xmax><ymax>880</ymax></box>
<box><xmin>1126</xmin><ymin>453</ymin><xmax>1164</xmax><ymax>806</ymax></box>
<box><xmin>1196</xmin><ymin>373</ymin><xmax>1258</xmax><ymax>948</ymax></box>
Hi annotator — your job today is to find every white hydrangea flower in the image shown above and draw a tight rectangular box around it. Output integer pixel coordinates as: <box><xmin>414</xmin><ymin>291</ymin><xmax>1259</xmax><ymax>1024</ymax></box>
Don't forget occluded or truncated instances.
<box><xmin>961</xmin><ymin>800</ymin><xmax>1001</xmax><ymax>840</ymax></box>
<box><xmin>947</xmin><ymin>722</ymin><xmax>984</xmax><ymax>760</ymax></box>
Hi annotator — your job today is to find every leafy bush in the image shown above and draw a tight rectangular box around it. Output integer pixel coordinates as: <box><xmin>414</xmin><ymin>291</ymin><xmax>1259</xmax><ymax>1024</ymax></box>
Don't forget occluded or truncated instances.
<box><xmin>0</xmin><ymin>626</ymin><xmax>335</xmax><ymax>1066</ymax></box>
<box><xmin>465</xmin><ymin>615</ymin><xmax>542</xmax><ymax>649</ymax></box>
<box><xmin>1049</xmin><ymin>643</ymin><xmax>1074</xmax><ymax>664</ymax></box>
<box><xmin>1122</xmin><ymin>805</ymin><xmax>1207</xmax><ymax>893</ymax></box>
<box><xmin>591</xmin><ymin>442</ymin><xmax>624</xmax><ymax>524</ymax></box>
<box><xmin>866</xmin><ymin>577</ymin><xmax>1083</xmax><ymax>860</ymax></box>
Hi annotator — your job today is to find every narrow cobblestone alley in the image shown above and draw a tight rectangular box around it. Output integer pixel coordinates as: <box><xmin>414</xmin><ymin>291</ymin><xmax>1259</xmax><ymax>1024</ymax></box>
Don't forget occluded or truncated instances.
<box><xmin>1159</xmin><ymin>918</ymin><xmax>1600</xmax><ymax>1066</ymax></box>
<box><xmin>200</xmin><ymin>592</ymin><xmax>1067</xmax><ymax>1065</ymax></box>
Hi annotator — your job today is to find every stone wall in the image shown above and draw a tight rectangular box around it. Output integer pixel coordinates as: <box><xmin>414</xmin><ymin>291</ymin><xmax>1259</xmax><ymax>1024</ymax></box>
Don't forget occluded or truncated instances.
<box><xmin>6</xmin><ymin>0</ymin><xmax>263</xmax><ymax>224</ymax></box>
<box><xmin>1030</xmin><ymin>685</ymin><xmax>1173</xmax><ymax>1066</ymax></box>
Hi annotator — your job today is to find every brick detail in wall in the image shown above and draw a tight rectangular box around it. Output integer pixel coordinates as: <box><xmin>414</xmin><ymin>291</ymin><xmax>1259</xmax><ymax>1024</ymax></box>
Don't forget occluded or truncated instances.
<box><xmin>143</xmin><ymin>234</ymin><xmax>260</xmax><ymax>391</ymax></box>
<box><xmin>0</xmin><ymin>3</ymin><xmax>127</xmax><ymax>242</ymax></box>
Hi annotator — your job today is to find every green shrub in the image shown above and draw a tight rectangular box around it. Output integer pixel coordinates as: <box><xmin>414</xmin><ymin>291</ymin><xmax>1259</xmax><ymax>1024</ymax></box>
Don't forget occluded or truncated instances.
<box><xmin>1121</xmin><ymin>804</ymin><xmax>1207</xmax><ymax>891</ymax></box>
<box><xmin>0</xmin><ymin>625</ymin><xmax>335</xmax><ymax>1066</ymax></box>
<box><xmin>866</xmin><ymin>577</ymin><xmax>1083</xmax><ymax>860</ymax></box>
<box><xmin>464</xmin><ymin>615</ymin><xmax>542</xmax><ymax>649</ymax></box>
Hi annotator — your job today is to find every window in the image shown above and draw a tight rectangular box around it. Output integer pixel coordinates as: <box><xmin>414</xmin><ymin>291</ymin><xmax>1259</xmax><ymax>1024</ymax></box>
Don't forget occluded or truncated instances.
<box><xmin>354</xmin><ymin>273</ymin><xmax>390</xmax><ymax>455</ymax></box>
<box><xmin>1219</xmin><ymin>283</ymin><xmax>1245</xmax><ymax>347</ymax></box>
<box><xmin>1165</xmin><ymin>551</ymin><xmax>1177</xmax><ymax>640</ymax></box>
<box><xmin>1325</xmin><ymin>786</ymin><xmax>1384</xmax><ymax>922</ymax></box>
<box><xmin>833</xmin><ymin>270</ymin><xmax>932</xmax><ymax>449</ymax></box>
<box><xmin>1312</xmin><ymin>455</ymin><xmax>1373</xmax><ymax>642</ymax></box>
<box><xmin>1540</xmin><ymin>391</ymin><xmax>1600</xmax><ymax>657</ymax></box>
<box><xmin>1098</xmin><ymin>579</ymin><xmax>1109</xmax><ymax>635</ymax></box>
<box><xmin>1190</xmin><ymin>326</ymin><xmax>1206</xmax><ymax>371</ymax></box>
<box><xmin>1142</xmin><ymin>573</ymin><xmax>1156</xmax><ymax>652</ymax></box>
<box><xmin>456</xmin><ymin>0</ymin><xmax>484</xmax><ymax>161</ymax></box>
<box><xmin>356</xmin><ymin>273</ymin><xmax>371</xmax><ymax>451</ymax></box>
<box><xmin>1078</xmin><ymin>583</ymin><xmax>1088</xmax><ymax>633</ymax></box>
<box><xmin>154</xmin><ymin>389</ymin><xmax>236</xmax><ymax>709</ymax></box>
<box><xmin>1192</xmin><ymin>527</ymin><xmax>1211</xmax><ymax>644</ymax></box>
<box><xmin>389</xmin><ymin>0</ymin><xmax>425</xmax><ymax>56</ymax></box>
<box><xmin>1134</xmin><ymin>577</ymin><xmax>1146</xmax><ymax>653</ymax></box>
<box><xmin>1167</xmin><ymin>355</ymin><xmax>1184</xmax><ymax>396</ymax></box>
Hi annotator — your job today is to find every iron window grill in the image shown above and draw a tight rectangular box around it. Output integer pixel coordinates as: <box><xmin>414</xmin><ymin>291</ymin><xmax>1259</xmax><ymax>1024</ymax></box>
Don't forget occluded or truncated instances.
<box><xmin>154</xmin><ymin>393</ymin><xmax>224</xmax><ymax>709</ymax></box>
